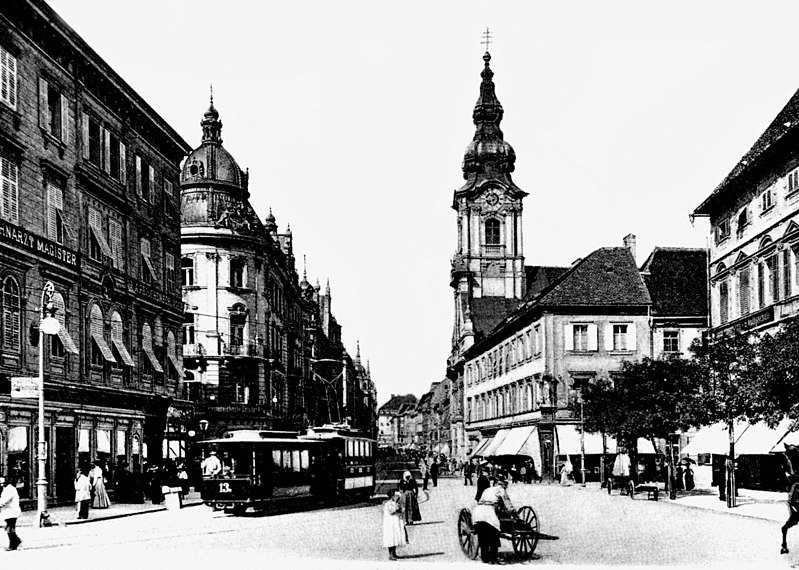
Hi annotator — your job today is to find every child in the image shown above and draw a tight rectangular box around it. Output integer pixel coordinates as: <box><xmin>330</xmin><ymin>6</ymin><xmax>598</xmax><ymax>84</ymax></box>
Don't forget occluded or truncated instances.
<box><xmin>382</xmin><ymin>490</ymin><xmax>408</xmax><ymax>560</ymax></box>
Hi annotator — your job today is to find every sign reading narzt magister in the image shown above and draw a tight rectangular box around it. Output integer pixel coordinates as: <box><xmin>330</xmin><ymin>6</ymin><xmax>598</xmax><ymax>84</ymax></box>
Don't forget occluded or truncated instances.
<box><xmin>11</xmin><ymin>377</ymin><xmax>38</xmax><ymax>399</ymax></box>
<box><xmin>0</xmin><ymin>221</ymin><xmax>79</xmax><ymax>269</ymax></box>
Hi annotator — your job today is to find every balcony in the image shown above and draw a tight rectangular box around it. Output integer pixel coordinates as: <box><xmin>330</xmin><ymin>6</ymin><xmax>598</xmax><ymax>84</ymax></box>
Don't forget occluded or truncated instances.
<box><xmin>224</xmin><ymin>343</ymin><xmax>258</xmax><ymax>357</ymax></box>
<box><xmin>482</xmin><ymin>244</ymin><xmax>506</xmax><ymax>258</ymax></box>
<box><xmin>182</xmin><ymin>343</ymin><xmax>204</xmax><ymax>357</ymax></box>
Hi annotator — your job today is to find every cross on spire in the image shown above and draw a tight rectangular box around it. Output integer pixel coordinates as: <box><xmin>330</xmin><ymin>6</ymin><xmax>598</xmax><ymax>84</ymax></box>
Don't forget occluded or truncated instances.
<box><xmin>481</xmin><ymin>27</ymin><xmax>493</xmax><ymax>52</ymax></box>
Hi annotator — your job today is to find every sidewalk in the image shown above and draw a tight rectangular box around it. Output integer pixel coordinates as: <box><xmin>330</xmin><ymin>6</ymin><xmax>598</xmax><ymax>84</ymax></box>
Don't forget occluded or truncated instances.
<box><xmin>16</xmin><ymin>490</ymin><xmax>205</xmax><ymax>528</ymax></box>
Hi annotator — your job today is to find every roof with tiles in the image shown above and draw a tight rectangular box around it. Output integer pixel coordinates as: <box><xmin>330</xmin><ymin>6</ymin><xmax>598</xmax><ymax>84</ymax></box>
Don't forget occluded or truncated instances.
<box><xmin>640</xmin><ymin>247</ymin><xmax>708</xmax><ymax>317</ymax></box>
<box><xmin>694</xmin><ymin>87</ymin><xmax>799</xmax><ymax>216</ymax></box>
<box><xmin>378</xmin><ymin>394</ymin><xmax>418</xmax><ymax>415</ymax></box>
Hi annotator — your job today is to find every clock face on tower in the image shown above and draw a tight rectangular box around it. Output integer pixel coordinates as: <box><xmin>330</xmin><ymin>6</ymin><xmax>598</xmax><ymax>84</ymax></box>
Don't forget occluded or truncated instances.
<box><xmin>485</xmin><ymin>192</ymin><xmax>499</xmax><ymax>206</ymax></box>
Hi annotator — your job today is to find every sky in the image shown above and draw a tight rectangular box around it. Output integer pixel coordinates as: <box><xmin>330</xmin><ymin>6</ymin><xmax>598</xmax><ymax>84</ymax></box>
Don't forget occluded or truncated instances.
<box><xmin>44</xmin><ymin>0</ymin><xmax>799</xmax><ymax>405</ymax></box>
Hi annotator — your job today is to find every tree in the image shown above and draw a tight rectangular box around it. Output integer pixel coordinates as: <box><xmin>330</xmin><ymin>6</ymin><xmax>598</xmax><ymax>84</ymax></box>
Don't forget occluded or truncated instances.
<box><xmin>691</xmin><ymin>332</ymin><xmax>763</xmax><ymax>508</ymax></box>
<box><xmin>758</xmin><ymin>318</ymin><xmax>799</xmax><ymax>423</ymax></box>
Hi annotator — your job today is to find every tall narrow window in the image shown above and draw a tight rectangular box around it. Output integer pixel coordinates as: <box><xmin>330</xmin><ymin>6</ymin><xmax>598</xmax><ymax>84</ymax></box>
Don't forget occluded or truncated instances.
<box><xmin>719</xmin><ymin>281</ymin><xmax>730</xmax><ymax>325</ymax></box>
<box><xmin>50</xmin><ymin>292</ymin><xmax>78</xmax><ymax>356</ymax></box>
<box><xmin>110</xmin><ymin>311</ymin><xmax>134</xmax><ymax>367</ymax></box>
<box><xmin>2</xmin><ymin>277</ymin><xmax>20</xmax><ymax>352</ymax></box>
<box><xmin>485</xmin><ymin>218</ymin><xmax>501</xmax><ymax>245</ymax></box>
<box><xmin>229</xmin><ymin>304</ymin><xmax>246</xmax><ymax>348</ymax></box>
<box><xmin>739</xmin><ymin>267</ymin><xmax>750</xmax><ymax>316</ymax></box>
<box><xmin>164</xmin><ymin>252</ymin><xmax>175</xmax><ymax>290</ymax></box>
<box><xmin>141</xmin><ymin>323</ymin><xmax>163</xmax><ymax>375</ymax></box>
<box><xmin>758</xmin><ymin>263</ymin><xmax>765</xmax><ymax>308</ymax></box>
<box><xmin>140</xmin><ymin>237</ymin><xmax>157</xmax><ymax>284</ymax></box>
<box><xmin>230</xmin><ymin>258</ymin><xmax>245</xmax><ymax>288</ymax></box>
<box><xmin>0</xmin><ymin>46</ymin><xmax>17</xmax><ymax>109</ymax></box>
<box><xmin>88</xmin><ymin>207</ymin><xmax>112</xmax><ymax>262</ymax></box>
<box><xmin>663</xmin><ymin>330</ymin><xmax>679</xmax><ymax>353</ymax></box>
<box><xmin>89</xmin><ymin>305</ymin><xmax>115</xmax><ymax>366</ymax></box>
<box><xmin>1</xmin><ymin>154</ymin><xmax>18</xmax><ymax>224</ymax></box>
<box><xmin>46</xmin><ymin>182</ymin><xmax>64</xmax><ymax>244</ymax></box>
<box><xmin>790</xmin><ymin>168</ymin><xmax>799</xmax><ymax>195</ymax></box>
<box><xmin>182</xmin><ymin>312</ymin><xmax>195</xmax><ymax>345</ymax></box>
<box><xmin>767</xmin><ymin>255</ymin><xmax>778</xmax><ymax>303</ymax></box>
<box><xmin>109</xmin><ymin>218</ymin><xmax>124</xmax><ymax>270</ymax></box>
<box><xmin>784</xmin><ymin>249</ymin><xmax>792</xmax><ymax>299</ymax></box>
<box><xmin>181</xmin><ymin>257</ymin><xmax>194</xmax><ymax>286</ymax></box>
<box><xmin>612</xmin><ymin>324</ymin><xmax>628</xmax><ymax>351</ymax></box>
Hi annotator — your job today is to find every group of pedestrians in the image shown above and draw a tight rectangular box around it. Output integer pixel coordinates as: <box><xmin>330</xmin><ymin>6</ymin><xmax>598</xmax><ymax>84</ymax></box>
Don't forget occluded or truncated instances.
<box><xmin>382</xmin><ymin>469</ymin><xmax>426</xmax><ymax>560</ymax></box>
<box><xmin>75</xmin><ymin>459</ymin><xmax>111</xmax><ymax>519</ymax></box>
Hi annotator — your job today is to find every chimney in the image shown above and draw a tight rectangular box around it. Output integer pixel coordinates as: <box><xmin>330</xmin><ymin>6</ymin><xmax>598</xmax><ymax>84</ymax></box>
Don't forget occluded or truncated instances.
<box><xmin>623</xmin><ymin>233</ymin><xmax>637</xmax><ymax>263</ymax></box>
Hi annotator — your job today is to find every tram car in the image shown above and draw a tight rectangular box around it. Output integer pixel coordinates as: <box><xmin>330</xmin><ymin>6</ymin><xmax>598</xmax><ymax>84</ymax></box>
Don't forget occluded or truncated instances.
<box><xmin>200</xmin><ymin>425</ymin><xmax>376</xmax><ymax>514</ymax></box>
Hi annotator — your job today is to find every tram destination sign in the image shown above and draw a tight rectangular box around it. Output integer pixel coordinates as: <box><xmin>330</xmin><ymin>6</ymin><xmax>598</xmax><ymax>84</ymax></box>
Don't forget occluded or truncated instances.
<box><xmin>0</xmin><ymin>221</ymin><xmax>79</xmax><ymax>269</ymax></box>
<box><xmin>10</xmin><ymin>377</ymin><xmax>38</xmax><ymax>399</ymax></box>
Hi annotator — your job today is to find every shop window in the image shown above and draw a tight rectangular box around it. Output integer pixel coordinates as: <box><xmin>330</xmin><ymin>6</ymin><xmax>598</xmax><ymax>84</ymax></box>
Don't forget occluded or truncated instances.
<box><xmin>8</xmin><ymin>426</ymin><xmax>29</xmax><ymax>498</ymax></box>
<box><xmin>78</xmin><ymin>428</ymin><xmax>90</xmax><ymax>469</ymax></box>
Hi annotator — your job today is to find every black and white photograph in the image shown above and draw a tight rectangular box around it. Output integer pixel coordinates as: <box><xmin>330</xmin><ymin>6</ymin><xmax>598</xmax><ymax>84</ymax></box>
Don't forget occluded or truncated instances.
<box><xmin>2</xmin><ymin>1</ymin><xmax>799</xmax><ymax>569</ymax></box>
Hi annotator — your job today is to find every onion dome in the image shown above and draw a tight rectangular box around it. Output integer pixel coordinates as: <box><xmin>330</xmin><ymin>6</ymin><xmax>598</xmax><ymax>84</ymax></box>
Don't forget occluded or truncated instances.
<box><xmin>264</xmin><ymin>208</ymin><xmax>277</xmax><ymax>233</ymax></box>
<box><xmin>462</xmin><ymin>52</ymin><xmax>516</xmax><ymax>178</ymax></box>
<box><xmin>181</xmin><ymin>96</ymin><xmax>248</xmax><ymax>190</ymax></box>
<box><xmin>299</xmin><ymin>256</ymin><xmax>311</xmax><ymax>292</ymax></box>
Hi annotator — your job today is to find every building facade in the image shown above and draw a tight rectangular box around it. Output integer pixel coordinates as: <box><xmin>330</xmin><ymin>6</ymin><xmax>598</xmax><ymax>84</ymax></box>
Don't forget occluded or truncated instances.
<box><xmin>180</xmin><ymin>101</ymin><xmax>375</xmax><ymax>440</ymax></box>
<box><xmin>0</xmin><ymin>0</ymin><xmax>189</xmax><ymax>506</ymax></box>
<box><xmin>377</xmin><ymin>394</ymin><xmax>417</xmax><ymax>448</ymax></box>
<box><xmin>693</xmin><ymin>87</ymin><xmax>799</xmax><ymax>336</ymax></box>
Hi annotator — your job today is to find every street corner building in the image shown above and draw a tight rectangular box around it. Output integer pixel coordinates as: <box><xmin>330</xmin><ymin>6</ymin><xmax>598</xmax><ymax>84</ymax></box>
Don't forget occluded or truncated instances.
<box><xmin>445</xmin><ymin>49</ymin><xmax>709</xmax><ymax>479</ymax></box>
<box><xmin>179</xmin><ymin>96</ymin><xmax>378</xmax><ymax>441</ymax></box>
<box><xmin>0</xmin><ymin>0</ymin><xmax>190</xmax><ymax>507</ymax></box>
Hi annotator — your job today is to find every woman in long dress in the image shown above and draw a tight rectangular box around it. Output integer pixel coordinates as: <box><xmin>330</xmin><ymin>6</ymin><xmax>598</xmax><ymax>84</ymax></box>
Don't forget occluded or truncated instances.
<box><xmin>90</xmin><ymin>460</ymin><xmax>110</xmax><ymax>508</ymax></box>
<box><xmin>398</xmin><ymin>470</ymin><xmax>421</xmax><ymax>524</ymax></box>
<box><xmin>382</xmin><ymin>491</ymin><xmax>408</xmax><ymax>560</ymax></box>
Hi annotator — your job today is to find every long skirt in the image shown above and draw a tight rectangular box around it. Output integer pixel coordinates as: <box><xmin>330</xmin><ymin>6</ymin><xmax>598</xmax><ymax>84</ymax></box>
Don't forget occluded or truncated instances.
<box><xmin>92</xmin><ymin>479</ymin><xmax>110</xmax><ymax>508</ymax></box>
<box><xmin>402</xmin><ymin>491</ymin><xmax>421</xmax><ymax>523</ymax></box>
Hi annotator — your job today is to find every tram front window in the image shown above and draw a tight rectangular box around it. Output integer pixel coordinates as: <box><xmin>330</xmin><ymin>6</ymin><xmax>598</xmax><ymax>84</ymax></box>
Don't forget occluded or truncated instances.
<box><xmin>218</xmin><ymin>445</ymin><xmax>253</xmax><ymax>477</ymax></box>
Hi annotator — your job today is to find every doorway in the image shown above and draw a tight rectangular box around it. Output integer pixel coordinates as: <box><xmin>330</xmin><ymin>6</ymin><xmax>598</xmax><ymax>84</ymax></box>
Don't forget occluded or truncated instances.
<box><xmin>55</xmin><ymin>427</ymin><xmax>75</xmax><ymax>503</ymax></box>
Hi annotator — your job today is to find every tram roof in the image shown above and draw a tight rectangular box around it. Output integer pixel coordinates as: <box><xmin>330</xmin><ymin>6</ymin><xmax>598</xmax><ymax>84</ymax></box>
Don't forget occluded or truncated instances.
<box><xmin>200</xmin><ymin>430</ymin><xmax>324</xmax><ymax>444</ymax></box>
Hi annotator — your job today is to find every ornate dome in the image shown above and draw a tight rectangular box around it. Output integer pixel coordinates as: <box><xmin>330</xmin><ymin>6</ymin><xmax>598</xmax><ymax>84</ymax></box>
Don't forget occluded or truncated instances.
<box><xmin>180</xmin><ymin>99</ymin><xmax>248</xmax><ymax>190</ymax></box>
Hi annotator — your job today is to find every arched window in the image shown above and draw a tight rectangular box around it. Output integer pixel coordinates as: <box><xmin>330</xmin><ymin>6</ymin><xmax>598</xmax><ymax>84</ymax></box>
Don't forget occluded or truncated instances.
<box><xmin>166</xmin><ymin>330</ymin><xmax>181</xmax><ymax>378</ymax></box>
<box><xmin>181</xmin><ymin>257</ymin><xmax>194</xmax><ymax>286</ymax></box>
<box><xmin>50</xmin><ymin>292</ymin><xmax>78</xmax><ymax>357</ymax></box>
<box><xmin>485</xmin><ymin>218</ymin><xmax>501</xmax><ymax>245</ymax></box>
<box><xmin>2</xmin><ymin>277</ymin><xmax>20</xmax><ymax>352</ymax></box>
<box><xmin>229</xmin><ymin>304</ymin><xmax>246</xmax><ymax>348</ymax></box>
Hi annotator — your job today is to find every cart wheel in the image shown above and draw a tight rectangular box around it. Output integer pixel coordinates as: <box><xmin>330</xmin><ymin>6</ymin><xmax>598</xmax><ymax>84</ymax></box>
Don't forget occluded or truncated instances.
<box><xmin>512</xmin><ymin>506</ymin><xmax>539</xmax><ymax>559</ymax></box>
<box><xmin>628</xmin><ymin>480</ymin><xmax>636</xmax><ymax>499</ymax></box>
<box><xmin>457</xmin><ymin>508</ymin><xmax>479</xmax><ymax>560</ymax></box>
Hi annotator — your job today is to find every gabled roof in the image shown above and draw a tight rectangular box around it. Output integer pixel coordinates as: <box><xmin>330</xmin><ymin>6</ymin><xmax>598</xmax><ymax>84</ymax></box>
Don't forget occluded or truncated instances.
<box><xmin>694</xmin><ymin>87</ymin><xmax>799</xmax><ymax>216</ymax></box>
<box><xmin>378</xmin><ymin>394</ymin><xmax>418</xmax><ymax>415</ymax></box>
<box><xmin>536</xmin><ymin>247</ymin><xmax>651</xmax><ymax>307</ymax></box>
<box><xmin>640</xmin><ymin>248</ymin><xmax>708</xmax><ymax>317</ymax></box>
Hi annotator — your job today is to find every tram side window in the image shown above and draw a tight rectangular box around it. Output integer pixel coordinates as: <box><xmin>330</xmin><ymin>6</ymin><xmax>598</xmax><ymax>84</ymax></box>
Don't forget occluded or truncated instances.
<box><xmin>301</xmin><ymin>449</ymin><xmax>309</xmax><ymax>470</ymax></box>
<box><xmin>292</xmin><ymin>450</ymin><xmax>301</xmax><ymax>472</ymax></box>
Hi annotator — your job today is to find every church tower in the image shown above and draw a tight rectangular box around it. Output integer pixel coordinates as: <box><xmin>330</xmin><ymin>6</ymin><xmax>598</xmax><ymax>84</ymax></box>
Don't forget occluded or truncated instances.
<box><xmin>450</xmin><ymin>49</ymin><xmax>528</xmax><ymax>354</ymax></box>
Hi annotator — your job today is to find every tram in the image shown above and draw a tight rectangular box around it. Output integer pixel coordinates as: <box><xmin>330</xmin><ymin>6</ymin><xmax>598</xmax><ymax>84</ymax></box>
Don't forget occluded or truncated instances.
<box><xmin>199</xmin><ymin>425</ymin><xmax>376</xmax><ymax>514</ymax></box>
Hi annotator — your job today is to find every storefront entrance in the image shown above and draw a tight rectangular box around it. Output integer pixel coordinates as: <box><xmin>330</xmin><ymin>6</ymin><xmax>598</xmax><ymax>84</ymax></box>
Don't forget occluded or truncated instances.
<box><xmin>55</xmin><ymin>427</ymin><xmax>75</xmax><ymax>503</ymax></box>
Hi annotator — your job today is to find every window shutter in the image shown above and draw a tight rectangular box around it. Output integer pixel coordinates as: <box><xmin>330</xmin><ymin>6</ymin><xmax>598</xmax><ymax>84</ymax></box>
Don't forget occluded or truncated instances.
<box><xmin>154</xmin><ymin>317</ymin><xmax>163</xmax><ymax>347</ymax></box>
<box><xmin>141</xmin><ymin>237</ymin><xmax>150</xmax><ymax>258</ymax></box>
<box><xmin>109</xmin><ymin>219</ymin><xmax>123</xmax><ymax>270</ymax></box>
<box><xmin>2</xmin><ymin>159</ymin><xmax>18</xmax><ymax>224</ymax></box>
<box><xmin>148</xmin><ymin>165</ymin><xmax>155</xmax><ymax>203</ymax></box>
<box><xmin>587</xmin><ymin>324</ymin><xmax>598</xmax><ymax>351</ymax></box>
<box><xmin>90</xmin><ymin>305</ymin><xmax>103</xmax><ymax>337</ymax></box>
<box><xmin>47</xmin><ymin>183</ymin><xmax>62</xmax><ymax>241</ymax></box>
<box><xmin>102</xmin><ymin>128</ymin><xmax>111</xmax><ymax>173</ymax></box>
<box><xmin>60</xmin><ymin>93</ymin><xmax>69</xmax><ymax>143</ymax></box>
<box><xmin>81</xmin><ymin>112</ymin><xmax>90</xmax><ymax>159</ymax></box>
<box><xmin>118</xmin><ymin>141</ymin><xmax>126</xmax><ymax>184</ymax></box>
<box><xmin>604</xmin><ymin>324</ymin><xmax>614</xmax><ymax>351</ymax></box>
<box><xmin>564</xmin><ymin>325</ymin><xmax>573</xmax><ymax>351</ymax></box>
<box><xmin>38</xmin><ymin>77</ymin><xmax>48</xmax><ymax>130</ymax></box>
<box><xmin>135</xmin><ymin>155</ymin><xmax>142</xmax><ymax>196</ymax></box>
<box><xmin>627</xmin><ymin>323</ymin><xmax>637</xmax><ymax>351</ymax></box>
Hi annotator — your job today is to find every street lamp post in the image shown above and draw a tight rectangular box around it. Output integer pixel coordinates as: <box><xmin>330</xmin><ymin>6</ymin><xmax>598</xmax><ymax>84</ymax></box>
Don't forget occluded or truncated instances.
<box><xmin>579</xmin><ymin>396</ymin><xmax>586</xmax><ymax>487</ymax></box>
<box><xmin>37</xmin><ymin>281</ymin><xmax>59</xmax><ymax>527</ymax></box>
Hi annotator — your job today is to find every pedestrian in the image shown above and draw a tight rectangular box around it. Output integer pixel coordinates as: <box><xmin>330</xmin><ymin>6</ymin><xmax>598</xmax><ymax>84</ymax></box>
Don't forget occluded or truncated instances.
<box><xmin>148</xmin><ymin>463</ymin><xmax>165</xmax><ymax>504</ymax></box>
<box><xmin>684</xmin><ymin>463</ymin><xmax>695</xmax><ymax>491</ymax></box>
<box><xmin>382</xmin><ymin>490</ymin><xmax>408</xmax><ymax>561</ymax></box>
<box><xmin>75</xmin><ymin>466</ymin><xmax>91</xmax><ymax>519</ymax></box>
<box><xmin>783</xmin><ymin>474</ymin><xmax>799</xmax><ymax>554</ymax></box>
<box><xmin>560</xmin><ymin>459</ymin><xmax>573</xmax><ymax>486</ymax></box>
<box><xmin>177</xmin><ymin>463</ymin><xmax>190</xmax><ymax>498</ymax></box>
<box><xmin>675</xmin><ymin>463</ymin><xmax>684</xmax><ymax>492</ymax></box>
<box><xmin>419</xmin><ymin>458</ymin><xmax>429</xmax><ymax>491</ymax></box>
<box><xmin>519</xmin><ymin>463</ymin><xmax>527</xmax><ymax>484</ymax></box>
<box><xmin>430</xmin><ymin>460</ymin><xmax>439</xmax><ymax>488</ymax></box>
<box><xmin>90</xmin><ymin>459</ymin><xmax>110</xmax><ymax>508</ymax></box>
<box><xmin>464</xmin><ymin>460</ymin><xmax>474</xmax><ymax>486</ymax></box>
<box><xmin>114</xmin><ymin>460</ymin><xmax>131</xmax><ymax>503</ymax></box>
<box><xmin>472</xmin><ymin>472</ymin><xmax>515</xmax><ymax>564</ymax></box>
<box><xmin>398</xmin><ymin>471</ymin><xmax>421</xmax><ymax>525</ymax></box>
<box><xmin>612</xmin><ymin>449</ymin><xmax>631</xmax><ymax>494</ymax></box>
<box><xmin>0</xmin><ymin>476</ymin><xmax>21</xmax><ymax>551</ymax></box>
<box><xmin>475</xmin><ymin>465</ymin><xmax>490</xmax><ymax>502</ymax></box>
<box><xmin>201</xmin><ymin>450</ymin><xmax>222</xmax><ymax>478</ymax></box>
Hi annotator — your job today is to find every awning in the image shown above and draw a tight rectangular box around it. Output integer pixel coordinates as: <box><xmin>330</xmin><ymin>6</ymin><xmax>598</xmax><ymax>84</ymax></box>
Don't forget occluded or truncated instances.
<box><xmin>517</xmin><ymin>428</ymin><xmax>542</xmax><ymax>475</ymax></box>
<box><xmin>57</xmin><ymin>326</ymin><xmax>79</xmax><ymax>355</ymax></box>
<box><xmin>735</xmin><ymin>418</ymin><xmax>793</xmax><ymax>455</ymax></box>
<box><xmin>682</xmin><ymin>421</ymin><xmax>747</xmax><ymax>456</ymax></box>
<box><xmin>143</xmin><ymin>346</ymin><xmax>163</xmax><ymax>373</ymax></box>
<box><xmin>556</xmin><ymin>425</ymin><xmax>582</xmax><ymax>455</ymax></box>
<box><xmin>472</xmin><ymin>437</ymin><xmax>493</xmax><ymax>457</ymax></box>
<box><xmin>168</xmin><ymin>353</ymin><xmax>183</xmax><ymax>376</ymax></box>
<box><xmin>636</xmin><ymin>438</ymin><xmax>657</xmax><ymax>454</ymax></box>
<box><xmin>772</xmin><ymin>421</ymin><xmax>799</xmax><ymax>453</ymax></box>
<box><xmin>91</xmin><ymin>331</ymin><xmax>116</xmax><ymax>363</ymax></box>
<box><xmin>112</xmin><ymin>338</ymin><xmax>134</xmax><ymax>366</ymax></box>
<box><xmin>494</xmin><ymin>426</ymin><xmax>536</xmax><ymax>456</ymax></box>
<box><xmin>89</xmin><ymin>225</ymin><xmax>112</xmax><ymax>258</ymax></box>
<box><xmin>482</xmin><ymin>429</ymin><xmax>511</xmax><ymax>457</ymax></box>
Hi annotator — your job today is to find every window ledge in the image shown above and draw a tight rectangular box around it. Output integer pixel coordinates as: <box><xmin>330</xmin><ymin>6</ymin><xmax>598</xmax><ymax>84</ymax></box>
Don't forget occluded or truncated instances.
<box><xmin>760</xmin><ymin>205</ymin><xmax>775</xmax><ymax>216</ymax></box>
<box><xmin>787</xmin><ymin>190</ymin><xmax>799</xmax><ymax>201</ymax></box>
